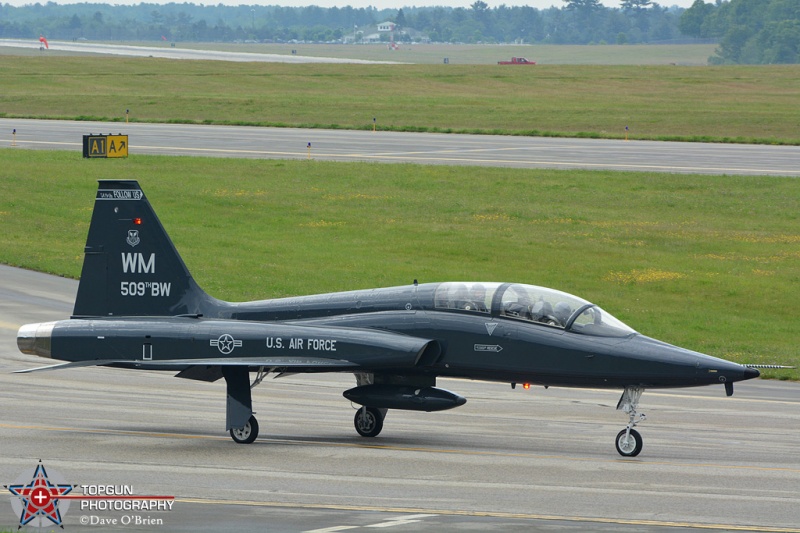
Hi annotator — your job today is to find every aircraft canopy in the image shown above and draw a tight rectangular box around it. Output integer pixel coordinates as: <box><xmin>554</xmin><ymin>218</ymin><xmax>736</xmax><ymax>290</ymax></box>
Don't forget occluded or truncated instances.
<box><xmin>433</xmin><ymin>282</ymin><xmax>636</xmax><ymax>338</ymax></box>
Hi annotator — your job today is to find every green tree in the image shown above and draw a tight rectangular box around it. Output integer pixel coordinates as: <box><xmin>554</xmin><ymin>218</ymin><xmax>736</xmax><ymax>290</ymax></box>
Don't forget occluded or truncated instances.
<box><xmin>708</xmin><ymin>0</ymin><xmax>800</xmax><ymax>64</ymax></box>
<box><xmin>713</xmin><ymin>24</ymin><xmax>751</xmax><ymax>63</ymax></box>
<box><xmin>679</xmin><ymin>0</ymin><xmax>713</xmax><ymax>38</ymax></box>
<box><xmin>563</xmin><ymin>0</ymin><xmax>602</xmax><ymax>11</ymax></box>
<box><xmin>766</xmin><ymin>0</ymin><xmax>800</xmax><ymax>24</ymax></box>
<box><xmin>621</xmin><ymin>0</ymin><xmax>653</xmax><ymax>10</ymax></box>
<box><xmin>395</xmin><ymin>8</ymin><xmax>406</xmax><ymax>28</ymax></box>
<box><xmin>471</xmin><ymin>1</ymin><xmax>489</xmax><ymax>12</ymax></box>
<box><xmin>758</xmin><ymin>19</ymin><xmax>800</xmax><ymax>63</ymax></box>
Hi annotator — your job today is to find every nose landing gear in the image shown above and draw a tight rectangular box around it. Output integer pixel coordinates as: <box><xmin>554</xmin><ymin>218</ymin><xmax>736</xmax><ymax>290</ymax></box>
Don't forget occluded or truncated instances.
<box><xmin>615</xmin><ymin>386</ymin><xmax>646</xmax><ymax>457</ymax></box>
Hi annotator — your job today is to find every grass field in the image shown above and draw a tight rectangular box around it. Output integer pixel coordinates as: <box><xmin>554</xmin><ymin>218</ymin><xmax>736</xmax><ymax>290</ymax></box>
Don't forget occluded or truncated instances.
<box><xmin>1</xmin><ymin>55</ymin><xmax>799</xmax><ymax>144</ymax></box>
<box><xmin>174</xmin><ymin>43</ymin><xmax>720</xmax><ymax>66</ymax></box>
<box><xmin>0</xmin><ymin>42</ymin><xmax>719</xmax><ymax>65</ymax></box>
<box><xmin>0</xmin><ymin>149</ymin><xmax>797</xmax><ymax>379</ymax></box>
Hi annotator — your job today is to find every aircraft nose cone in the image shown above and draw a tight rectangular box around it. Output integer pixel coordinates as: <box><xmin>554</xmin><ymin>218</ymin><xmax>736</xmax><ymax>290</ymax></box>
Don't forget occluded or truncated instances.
<box><xmin>712</xmin><ymin>362</ymin><xmax>760</xmax><ymax>385</ymax></box>
<box><xmin>744</xmin><ymin>367</ymin><xmax>760</xmax><ymax>380</ymax></box>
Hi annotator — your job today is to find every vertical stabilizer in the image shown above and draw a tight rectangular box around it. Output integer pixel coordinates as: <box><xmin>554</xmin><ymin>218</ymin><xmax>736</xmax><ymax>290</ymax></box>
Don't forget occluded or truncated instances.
<box><xmin>73</xmin><ymin>180</ymin><xmax>217</xmax><ymax>317</ymax></box>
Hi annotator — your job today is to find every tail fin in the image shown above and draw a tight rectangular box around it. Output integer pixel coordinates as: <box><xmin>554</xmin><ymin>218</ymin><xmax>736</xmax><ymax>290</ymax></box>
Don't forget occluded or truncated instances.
<box><xmin>73</xmin><ymin>180</ymin><xmax>218</xmax><ymax>317</ymax></box>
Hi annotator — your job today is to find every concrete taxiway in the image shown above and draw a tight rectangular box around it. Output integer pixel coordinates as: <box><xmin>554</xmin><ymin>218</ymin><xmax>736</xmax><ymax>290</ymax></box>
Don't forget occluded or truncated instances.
<box><xmin>1</xmin><ymin>265</ymin><xmax>798</xmax><ymax>532</ymax></box>
<box><xmin>0</xmin><ymin>39</ymin><xmax>400</xmax><ymax>64</ymax></box>
<box><xmin>3</xmin><ymin>118</ymin><xmax>800</xmax><ymax>176</ymax></box>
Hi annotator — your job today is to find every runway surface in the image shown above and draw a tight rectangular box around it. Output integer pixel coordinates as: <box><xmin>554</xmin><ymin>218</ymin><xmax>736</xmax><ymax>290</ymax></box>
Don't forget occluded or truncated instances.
<box><xmin>2</xmin><ymin>118</ymin><xmax>799</xmax><ymax>176</ymax></box>
<box><xmin>1</xmin><ymin>265</ymin><xmax>799</xmax><ymax>532</ymax></box>
<box><xmin>0</xmin><ymin>39</ymin><xmax>398</xmax><ymax>64</ymax></box>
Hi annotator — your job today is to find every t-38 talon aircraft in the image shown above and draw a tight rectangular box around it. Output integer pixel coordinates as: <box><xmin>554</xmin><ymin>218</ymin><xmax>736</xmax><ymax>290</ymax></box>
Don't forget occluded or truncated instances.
<box><xmin>16</xmin><ymin>180</ymin><xmax>761</xmax><ymax>457</ymax></box>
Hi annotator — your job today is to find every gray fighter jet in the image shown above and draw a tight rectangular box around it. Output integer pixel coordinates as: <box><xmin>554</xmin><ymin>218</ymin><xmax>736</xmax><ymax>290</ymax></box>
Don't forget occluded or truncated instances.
<box><xmin>16</xmin><ymin>180</ymin><xmax>760</xmax><ymax>456</ymax></box>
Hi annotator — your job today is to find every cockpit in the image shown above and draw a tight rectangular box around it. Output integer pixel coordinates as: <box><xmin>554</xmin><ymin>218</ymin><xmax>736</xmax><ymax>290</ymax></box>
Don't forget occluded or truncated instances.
<box><xmin>433</xmin><ymin>282</ymin><xmax>636</xmax><ymax>338</ymax></box>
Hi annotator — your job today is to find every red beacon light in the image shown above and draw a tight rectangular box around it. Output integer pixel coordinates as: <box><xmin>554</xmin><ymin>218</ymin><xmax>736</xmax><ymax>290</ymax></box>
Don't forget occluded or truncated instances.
<box><xmin>133</xmin><ymin>217</ymin><xmax>142</xmax><ymax>225</ymax></box>
<box><xmin>523</xmin><ymin>383</ymin><xmax>531</xmax><ymax>390</ymax></box>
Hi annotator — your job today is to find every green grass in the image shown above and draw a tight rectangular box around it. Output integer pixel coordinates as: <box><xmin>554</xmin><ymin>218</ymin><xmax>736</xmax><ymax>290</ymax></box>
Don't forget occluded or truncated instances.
<box><xmin>172</xmin><ymin>43</ymin><xmax>720</xmax><ymax>66</ymax></box>
<box><xmin>1</xmin><ymin>56</ymin><xmax>799</xmax><ymax>144</ymax></box>
<box><xmin>0</xmin><ymin>149</ymin><xmax>797</xmax><ymax>379</ymax></box>
<box><xmin>0</xmin><ymin>42</ymin><xmax>720</xmax><ymax>65</ymax></box>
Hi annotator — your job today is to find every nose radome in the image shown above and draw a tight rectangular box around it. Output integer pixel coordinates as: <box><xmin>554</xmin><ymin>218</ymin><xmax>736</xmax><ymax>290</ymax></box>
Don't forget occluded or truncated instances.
<box><xmin>744</xmin><ymin>366</ymin><xmax>760</xmax><ymax>380</ymax></box>
<box><xmin>717</xmin><ymin>362</ymin><xmax>760</xmax><ymax>383</ymax></box>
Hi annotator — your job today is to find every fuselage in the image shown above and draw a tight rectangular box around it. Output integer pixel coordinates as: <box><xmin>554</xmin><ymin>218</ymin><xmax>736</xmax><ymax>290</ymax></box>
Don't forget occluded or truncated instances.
<box><xmin>18</xmin><ymin>281</ymin><xmax>758</xmax><ymax>390</ymax></box>
<box><xmin>224</xmin><ymin>281</ymin><xmax>757</xmax><ymax>389</ymax></box>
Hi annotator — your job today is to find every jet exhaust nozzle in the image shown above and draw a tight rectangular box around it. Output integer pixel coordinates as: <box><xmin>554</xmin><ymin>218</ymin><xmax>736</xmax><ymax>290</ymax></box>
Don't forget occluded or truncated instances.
<box><xmin>17</xmin><ymin>322</ymin><xmax>56</xmax><ymax>358</ymax></box>
<box><xmin>343</xmin><ymin>384</ymin><xmax>466</xmax><ymax>412</ymax></box>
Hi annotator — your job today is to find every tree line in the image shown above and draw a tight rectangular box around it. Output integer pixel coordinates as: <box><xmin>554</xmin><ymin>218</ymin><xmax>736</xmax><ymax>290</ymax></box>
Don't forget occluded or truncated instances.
<box><xmin>680</xmin><ymin>0</ymin><xmax>799</xmax><ymax>64</ymax></box>
<box><xmin>0</xmin><ymin>1</ymin><xmax>797</xmax><ymax>63</ymax></box>
<box><xmin>0</xmin><ymin>1</ymin><xmax>687</xmax><ymax>46</ymax></box>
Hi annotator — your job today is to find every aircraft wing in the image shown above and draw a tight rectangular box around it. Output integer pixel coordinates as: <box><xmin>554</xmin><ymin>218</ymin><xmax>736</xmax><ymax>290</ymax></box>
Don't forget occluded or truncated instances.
<box><xmin>13</xmin><ymin>356</ymin><xmax>358</xmax><ymax>374</ymax></box>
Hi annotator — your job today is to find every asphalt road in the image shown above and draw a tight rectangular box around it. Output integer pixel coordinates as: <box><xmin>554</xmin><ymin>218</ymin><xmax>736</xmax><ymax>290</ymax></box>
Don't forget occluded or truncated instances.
<box><xmin>2</xmin><ymin>118</ymin><xmax>799</xmax><ymax>176</ymax></box>
<box><xmin>1</xmin><ymin>265</ymin><xmax>799</xmax><ymax>532</ymax></box>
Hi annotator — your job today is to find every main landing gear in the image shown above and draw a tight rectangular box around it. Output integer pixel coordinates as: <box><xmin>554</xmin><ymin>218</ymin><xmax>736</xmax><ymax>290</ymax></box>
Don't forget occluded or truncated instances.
<box><xmin>224</xmin><ymin>366</ymin><xmax>267</xmax><ymax>445</ymax></box>
<box><xmin>354</xmin><ymin>406</ymin><xmax>387</xmax><ymax>437</ymax></box>
<box><xmin>230</xmin><ymin>415</ymin><xmax>259</xmax><ymax>444</ymax></box>
<box><xmin>615</xmin><ymin>386</ymin><xmax>646</xmax><ymax>457</ymax></box>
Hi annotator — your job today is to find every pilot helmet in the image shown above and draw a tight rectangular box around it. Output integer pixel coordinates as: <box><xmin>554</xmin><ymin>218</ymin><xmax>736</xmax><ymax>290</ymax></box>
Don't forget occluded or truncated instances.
<box><xmin>554</xmin><ymin>302</ymin><xmax>572</xmax><ymax>323</ymax></box>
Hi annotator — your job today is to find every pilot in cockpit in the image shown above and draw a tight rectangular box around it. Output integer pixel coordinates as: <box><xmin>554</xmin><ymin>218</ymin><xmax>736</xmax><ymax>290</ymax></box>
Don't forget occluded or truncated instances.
<box><xmin>504</xmin><ymin>293</ymin><xmax>533</xmax><ymax>320</ymax></box>
<box><xmin>463</xmin><ymin>283</ymin><xmax>488</xmax><ymax>312</ymax></box>
<box><xmin>553</xmin><ymin>302</ymin><xmax>573</xmax><ymax>327</ymax></box>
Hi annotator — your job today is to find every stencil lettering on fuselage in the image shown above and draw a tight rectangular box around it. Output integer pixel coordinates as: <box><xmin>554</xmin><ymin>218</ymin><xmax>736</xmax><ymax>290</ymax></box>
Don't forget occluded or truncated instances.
<box><xmin>267</xmin><ymin>337</ymin><xmax>337</xmax><ymax>352</ymax></box>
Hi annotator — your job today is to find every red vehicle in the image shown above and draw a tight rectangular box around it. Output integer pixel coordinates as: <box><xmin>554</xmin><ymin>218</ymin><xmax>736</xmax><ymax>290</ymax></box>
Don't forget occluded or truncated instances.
<box><xmin>497</xmin><ymin>57</ymin><xmax>536</xmax><ymax>65</ymax></box>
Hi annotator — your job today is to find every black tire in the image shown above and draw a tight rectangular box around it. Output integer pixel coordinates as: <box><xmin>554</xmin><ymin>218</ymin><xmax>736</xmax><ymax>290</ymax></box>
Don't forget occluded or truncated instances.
<box><xmin>354</xmin><ymin>406</ymin><xmax>384</xmax><ymax>437</ymax></box>
<box><xmin>615</xmin><ymin>428</ymin><xmax>643</xmax><ymax>457</ymax></box>
<box><xmin>230</xmin><ymin>415</ymin><xmax>259</xmax><ymax>444</ymax></box>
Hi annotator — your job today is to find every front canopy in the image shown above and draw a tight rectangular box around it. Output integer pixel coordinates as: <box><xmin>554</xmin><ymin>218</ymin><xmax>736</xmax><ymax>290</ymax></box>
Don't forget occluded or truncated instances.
<box><xmin>433</xmin><ymin>282</ymin><xmax>636</xmax><ymax>338</ymax></box>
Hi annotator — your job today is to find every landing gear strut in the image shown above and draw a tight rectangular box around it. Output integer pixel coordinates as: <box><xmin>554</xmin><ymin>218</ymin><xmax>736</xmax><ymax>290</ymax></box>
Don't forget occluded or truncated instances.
<box><xmin>354</xmin><ymin>406</ymin><xmax>386</xmax><ymax>437</ymax></box>
<box><xmin>223</xmin><ymin>366</ymin><xmax>267</xmax><ymax>444</ymax></box>
<box><xmin>615</xmin><ymin>386</ymin><xmax>646</xmax><ymax>457</ymax></box>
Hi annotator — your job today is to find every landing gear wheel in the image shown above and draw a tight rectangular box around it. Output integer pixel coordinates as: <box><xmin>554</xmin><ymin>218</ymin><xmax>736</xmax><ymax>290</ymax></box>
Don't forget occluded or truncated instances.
<box><xmin>354</xmin><ymin>406</ymin><xmax>384</xmax><ymax>437</ymax></box>
<box><xmin>615</xmin><ymin>428</ymin><xmax>643</xmax><ymax>457</ymax></box>
<box><xmin>230</xmin><ymin>415</ymin><xmax>259</xmax><ymax>444</ymax></box>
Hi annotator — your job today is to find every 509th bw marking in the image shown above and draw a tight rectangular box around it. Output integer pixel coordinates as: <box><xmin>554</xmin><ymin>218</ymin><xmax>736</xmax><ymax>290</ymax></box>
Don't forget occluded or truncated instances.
<box><xmin>120</xmin><ymin>281</ymin><xmax>172</xmax><ymax>297</ymax></box>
